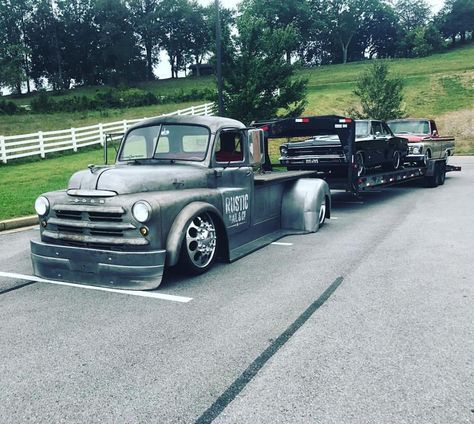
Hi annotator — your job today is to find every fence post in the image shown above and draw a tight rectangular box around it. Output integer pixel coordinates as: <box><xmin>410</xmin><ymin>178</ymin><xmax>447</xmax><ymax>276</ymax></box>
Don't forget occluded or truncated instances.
<box><xmin>191</xmin><ymin>106</ymin><xmax>195</xmax><ymax>115</ymax></box>
<box><xmin>204</xmin><ymin>104</ymin><xmax>208</xmax><ymax>115</ymax></box>
<box><xmin>71</xmin><ymin>128</ymin><xmax>77</xmax><ymax>152</ymax></box>
<box><xmin>38</xmin><ymin>131</ymin><xmax>45</xmax><ymax>158</ymax></box>
<box><xmin>0</xmin><ymin>136</ymin><xmax>6</xmax><ymax>164</ymax></box>
<box><xmin>123</xmin><ymin>120</ymin><xmax>127</xmax><ymax>133</ymax></box>
<box><xmin>177</xmin><ymin>109</ymin><xmax>182</xmax><ymax>115</ymax></box>
<box><xmin>98</xmin><ymin>123</ymin><xmax>104</xmax><ymax>146</ymax></box>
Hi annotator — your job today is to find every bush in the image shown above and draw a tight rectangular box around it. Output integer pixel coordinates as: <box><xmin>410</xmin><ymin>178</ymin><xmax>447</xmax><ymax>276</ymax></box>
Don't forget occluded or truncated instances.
<box><xmin>28</xmin><ymin>86</ymin><xmax>216</xmax><ymax>114</ymax></box>
<box><xmin>0</xmin><ymin>99</ymin><xmax>21</xmax><ymax>115</ymax></box>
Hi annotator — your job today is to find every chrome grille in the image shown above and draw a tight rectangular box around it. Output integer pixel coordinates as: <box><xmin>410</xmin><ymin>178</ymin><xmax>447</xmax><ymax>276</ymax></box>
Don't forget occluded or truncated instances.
<box><xmin>44</xmin><ymin>204</ymin><xmax>146</xmax><ymax>249</ymax></box>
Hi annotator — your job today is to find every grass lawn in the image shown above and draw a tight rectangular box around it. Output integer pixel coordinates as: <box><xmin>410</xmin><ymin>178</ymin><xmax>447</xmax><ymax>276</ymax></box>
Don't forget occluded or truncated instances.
<box><xmin>0</xmin><ymin>44</ymin><xmax>473</xmax><ymax>220</ymax></box>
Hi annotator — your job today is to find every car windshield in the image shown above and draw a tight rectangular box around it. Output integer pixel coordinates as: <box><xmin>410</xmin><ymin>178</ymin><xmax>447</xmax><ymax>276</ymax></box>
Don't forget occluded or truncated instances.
<box><xmin>119</xmin><ymin>124</ymin><xmax>210</xmax><ymax>162</ymax></box>
<box><xmin>388</xmin><ymin>120</ymin><xmax>430</xmax><ymax>135</ymax></box>
<box><xmin>355</xmin><ymin>121</ymin><xmax>369</xmax><ymax>138</ymax></box>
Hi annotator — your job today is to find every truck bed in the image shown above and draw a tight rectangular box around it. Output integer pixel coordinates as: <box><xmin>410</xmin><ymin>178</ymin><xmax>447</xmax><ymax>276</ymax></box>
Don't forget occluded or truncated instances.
<box><xmin>254</xmin><ymin>170</ymin><xmax>318</xmax><ymax>185</ymax></box>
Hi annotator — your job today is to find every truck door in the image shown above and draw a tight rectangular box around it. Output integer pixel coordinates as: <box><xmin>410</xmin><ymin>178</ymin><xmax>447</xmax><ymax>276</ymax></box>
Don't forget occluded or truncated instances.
<box><xmin>371</xmin><ymin>121</ymin><xmax>387</xmax><ymax>163</ymax></box>
<box><xmin>213</xmin><ymin>129</ymin><xmax>253</xmax><ymax>234</ymax></box>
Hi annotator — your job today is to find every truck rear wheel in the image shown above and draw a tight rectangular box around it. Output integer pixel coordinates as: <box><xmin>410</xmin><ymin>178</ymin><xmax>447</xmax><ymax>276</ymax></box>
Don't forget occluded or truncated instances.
<box><xmin>318</xmin><ymin>197</ymin><xmax>327</xmax><ymax>227</ymax></box>
<box><xmin>179</xmin><ymin>212</ymin><xmax>217</xmax><ymax>275</ymax></box>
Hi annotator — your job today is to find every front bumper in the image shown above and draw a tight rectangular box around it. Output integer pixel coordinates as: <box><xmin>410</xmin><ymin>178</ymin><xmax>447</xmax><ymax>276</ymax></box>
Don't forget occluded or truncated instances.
<box><xmin>31</xmin><ymin>240</ymin><xmax>166</xmax><ymax>290</ymax></box>
<box><xmin>406</xmin><ymin>154</ymin><xmax>425</xmax><ymax>162</ymax></box>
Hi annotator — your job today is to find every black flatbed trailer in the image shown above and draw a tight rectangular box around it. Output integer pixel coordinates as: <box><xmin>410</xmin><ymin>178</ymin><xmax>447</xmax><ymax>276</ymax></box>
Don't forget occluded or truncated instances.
<box><xmin>254</xmin><ymin>115</ymin><xmax>461</xmax><ymax>194</ymax></box>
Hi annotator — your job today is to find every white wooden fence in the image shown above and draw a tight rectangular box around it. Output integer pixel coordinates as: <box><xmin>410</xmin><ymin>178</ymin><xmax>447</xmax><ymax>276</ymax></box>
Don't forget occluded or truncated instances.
<box><xmin>0</xmin><ymin>102</ymin><xmax>215</xmax><ymax>164</ymax></box>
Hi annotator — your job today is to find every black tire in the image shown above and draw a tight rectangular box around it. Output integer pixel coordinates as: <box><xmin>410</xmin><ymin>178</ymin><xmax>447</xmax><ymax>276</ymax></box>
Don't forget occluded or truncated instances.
<box><xmin>424</xmin><ymin>162</ymin><xmax>440</xmax><ymax>188</ymax></box>
<box><xmin>179</xmin><ymin>212</ymin><xmax>218</xmax><ymax>275</ymax></box>
<box><xmin>437</xmin><ymin>162</ymin><xmax>446</xmax><ymax>185</ymax></box>
<box><xmin>355</xmin><ymin>152</ymin><xmax>365</xmax><ymax>177</ymax></box>
<box><xmin>383</xmin><ymin>150</ymin><xmax>401</xmax><ymax>171</ymax></box>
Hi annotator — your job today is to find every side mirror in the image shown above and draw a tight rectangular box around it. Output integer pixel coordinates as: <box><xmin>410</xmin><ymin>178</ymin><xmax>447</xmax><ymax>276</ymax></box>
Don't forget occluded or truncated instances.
<box><xmin>248</xmin><ymin>129</ymin><xmax>265</xmax><ymax>167</ymax></box>
<box><xmin>432</xmin><ymin>130</ymin><xmax>438</xmax><ymax>137</ymax></box>
<box><xmin>104</xmin><ymin>133</ymin><xmax>121</xmax><ymax>165</ymax></box>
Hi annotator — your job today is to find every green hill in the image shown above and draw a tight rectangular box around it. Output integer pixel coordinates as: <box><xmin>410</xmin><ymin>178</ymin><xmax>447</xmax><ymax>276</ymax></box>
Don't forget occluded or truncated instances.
<box><xmin>1</xmin><ymin>44</ymin><xmax>473</xmax><ymax>152</ymax></box>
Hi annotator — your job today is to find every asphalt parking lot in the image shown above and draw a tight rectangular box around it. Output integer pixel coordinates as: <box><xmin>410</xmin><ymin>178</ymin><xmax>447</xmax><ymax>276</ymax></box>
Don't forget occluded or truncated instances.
<box><xmin>1</xmin><ymin>156</ymin><xmax>473</xmax><ymax>423</ymax></box>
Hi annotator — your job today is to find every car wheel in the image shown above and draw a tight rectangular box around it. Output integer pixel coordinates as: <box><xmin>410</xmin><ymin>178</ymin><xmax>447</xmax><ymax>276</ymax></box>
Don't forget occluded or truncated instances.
<box><xmin>318</xmin><ymin>196</ymin><xmax>327</xmax><ymax>227</ymax></box>
<box><xmin>179</xmin><ymin>212</ymin><xmax>217</xmax><ymax>275</ymax></box>
<box><xmin>355</xmin><ymin>152</ymin><xmax>365</xmax><ymax>177</ymax></box>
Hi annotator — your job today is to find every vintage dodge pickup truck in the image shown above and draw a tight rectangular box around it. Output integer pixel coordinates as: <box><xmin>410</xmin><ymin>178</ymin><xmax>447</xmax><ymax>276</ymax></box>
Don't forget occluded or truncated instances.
<box><xmin>387</xmin><ymin>118</ymin><xmax>455</xmax><ymax>165</ymax></box>
<box><xmin>31</xmin><ymin>115</ymin><xmax>330</xmax><ymax>290</ymax></box>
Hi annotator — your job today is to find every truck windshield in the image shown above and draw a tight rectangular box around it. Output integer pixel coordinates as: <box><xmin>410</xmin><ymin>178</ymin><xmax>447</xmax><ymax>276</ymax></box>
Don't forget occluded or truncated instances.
<box><xmin>388</xmin><ymin>120</ymin><xmax>430</xmax><ymax>135</ymax></box>
<box><xmin>120</xmin><ymin>124</ymin><xmax>210</xmax><ymax>162</ymax></box>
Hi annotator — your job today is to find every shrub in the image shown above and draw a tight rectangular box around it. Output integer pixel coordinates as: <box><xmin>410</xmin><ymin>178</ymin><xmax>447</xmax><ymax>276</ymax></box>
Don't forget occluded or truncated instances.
<box><xmin>0</xmin><ymin>99</ymin><xmax>21</xmax><ymax>115</ymax></box>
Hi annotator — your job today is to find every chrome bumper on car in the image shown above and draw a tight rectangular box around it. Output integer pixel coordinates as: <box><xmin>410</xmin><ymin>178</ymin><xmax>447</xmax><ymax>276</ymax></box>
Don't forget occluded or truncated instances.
<box><xmin>31</xmin><ymin>240</ymin><xmax>166</xmax><ymax>290</ymax></box>
<box><xmin>280</xmin><ymin>154</ymin><xmax>345</xmax><ymax>164</ymax></box>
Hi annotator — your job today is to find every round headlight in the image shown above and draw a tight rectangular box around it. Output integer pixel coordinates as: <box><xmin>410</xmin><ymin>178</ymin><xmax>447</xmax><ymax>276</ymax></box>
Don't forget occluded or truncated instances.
<box><xmin>34</xmin><ymin>196</ymin><xmax>50</xmax><ymax>216</ymax></box>
<box><xmin>280</xmin><ymin>146</ymin><xmax>288</xmax><ymax>156</ymax></box>
<box><xmin>413</xmin><ymin>147</ymin><xmax>420</xmax><ymax>154</ymax></box>
<box><xmin>132</xmin><ymin>201</ymin><xmax>152</xmax><ymax>223</ymax></box>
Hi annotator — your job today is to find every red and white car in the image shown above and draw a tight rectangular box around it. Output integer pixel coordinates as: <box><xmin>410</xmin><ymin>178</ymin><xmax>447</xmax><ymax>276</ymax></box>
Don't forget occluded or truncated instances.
<box><xmin>387</xmin><ymin>118</ymin><xmax>455</xmax><ymax>166</ymax></box>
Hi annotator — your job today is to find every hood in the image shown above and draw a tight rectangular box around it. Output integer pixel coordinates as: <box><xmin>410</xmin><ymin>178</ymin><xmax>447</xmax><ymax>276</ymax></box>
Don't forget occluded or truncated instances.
<box><xmin>288</xmin><ymin>136</ymin><xmax>342</xmax><ymax>148</ymax></box>
<box><xmin>68</xmin><ymin>164</ymin><xmax>214</xmax><ymax>194</ymax></box>
<box><xmin>393</xmin><ymin>133</ymin><xmax>426</xmax><ymax>142</ymax></box>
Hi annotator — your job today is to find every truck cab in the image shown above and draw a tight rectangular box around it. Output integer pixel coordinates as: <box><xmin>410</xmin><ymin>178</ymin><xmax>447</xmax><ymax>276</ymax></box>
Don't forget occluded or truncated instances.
<box><xmin>31</xmin><ymin>115</ymin><xmax>330</xmax><ymax>290</ymax></box>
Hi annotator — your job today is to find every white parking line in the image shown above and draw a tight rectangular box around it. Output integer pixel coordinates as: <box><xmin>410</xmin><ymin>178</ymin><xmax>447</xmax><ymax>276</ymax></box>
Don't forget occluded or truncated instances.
<box><xmin>0</xmin><ymin>271</ymin><xmax>192</xmax><ymax>303</ymax></box>
<box><xmin>271</xmin><ymin>242</ymin><xmax>293</xmax><ymax>246</ymax></box>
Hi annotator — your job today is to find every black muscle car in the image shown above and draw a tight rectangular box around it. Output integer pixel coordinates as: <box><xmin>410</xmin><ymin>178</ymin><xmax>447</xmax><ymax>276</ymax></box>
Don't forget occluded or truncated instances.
<box><xmin>279</xmin><ymin>119</ymin><xmax>408</xmax><ymax>176</ymax></box>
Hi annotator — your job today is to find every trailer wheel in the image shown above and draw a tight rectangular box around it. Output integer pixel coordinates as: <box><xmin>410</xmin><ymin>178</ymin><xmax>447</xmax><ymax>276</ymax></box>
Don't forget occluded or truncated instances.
<box><xmin>437</xmin><ymin>162</ymin><xmax>446</xmax><ymax>185</ymax></box>
<box><xmin>424</xmin><ymin>161</ymin><xmax>440</xmax><ymax>188</ymax></box>
<box><xmin>179</xmin><ymin>212</ymin><xmax>217</xmax><ymax>275</ymax></box>
<box><xmin>356</xmin><ymin>152</ymin><xmax>365</xmax><ymax>177</ymax></box>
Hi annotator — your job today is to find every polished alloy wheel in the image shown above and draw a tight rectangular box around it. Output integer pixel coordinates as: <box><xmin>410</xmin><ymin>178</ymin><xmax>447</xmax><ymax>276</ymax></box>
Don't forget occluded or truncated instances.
<box><xmin>185</xmin><ymin>213</ymin><xmax>217</xmax><ymax>269</ymax></box>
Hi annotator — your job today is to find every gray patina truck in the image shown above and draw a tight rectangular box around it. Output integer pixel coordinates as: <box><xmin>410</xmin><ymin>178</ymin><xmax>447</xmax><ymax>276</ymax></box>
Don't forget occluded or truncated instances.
<box><xmin>31</xmin><ymin>115</ymin><xmax>330</xmax><ymax>290</ymax></box>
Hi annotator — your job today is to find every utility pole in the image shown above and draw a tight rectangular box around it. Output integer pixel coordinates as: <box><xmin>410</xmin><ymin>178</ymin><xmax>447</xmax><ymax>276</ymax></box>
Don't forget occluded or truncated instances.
<box><xmin>215</xmin><ymin>0</ymin><xmax>224</xmax><ymax>115</ymax></box>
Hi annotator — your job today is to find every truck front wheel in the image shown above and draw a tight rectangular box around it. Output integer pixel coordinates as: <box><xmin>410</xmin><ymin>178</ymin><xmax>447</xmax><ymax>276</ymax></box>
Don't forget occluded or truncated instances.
<box><xmin>179</xmin><ymin>212</ymin><xmax>217</xmax><ymax>275</ymax></box>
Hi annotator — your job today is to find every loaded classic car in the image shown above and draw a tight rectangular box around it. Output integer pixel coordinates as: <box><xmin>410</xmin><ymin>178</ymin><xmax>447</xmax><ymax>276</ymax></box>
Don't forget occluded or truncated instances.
<box><xmin>279</xmin><ymin>119</ymin><xmax>408</xmax><ymax>176</ymax></box>
<box><xmin>387</xmin><ymin>118</ymin><xmax>455</xmax><ymax>165</ymax></box>
<box><xmin>31</xmin><ymin>115</ymin><xmax>331</xmax><ymax>290</ymax></box>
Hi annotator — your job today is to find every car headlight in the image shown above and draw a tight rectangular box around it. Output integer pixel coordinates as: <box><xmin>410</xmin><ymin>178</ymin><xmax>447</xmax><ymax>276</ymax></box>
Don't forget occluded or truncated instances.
<box><xmin>132</xmin><ymin>201</ymin><xmax>152</xmax><ymax>223</ymax></box>
<box><xmin>413</xmin><ymin>147</ymin><xmax>420</xmax><ymax>154</ymax></box>
<box><xmin>280</xmin><ymin>146</ymin><xmax>288</xmax><ymax>156</ymax></box>
<box><xmin>34</xmin><ymin>196</ymin><xmax>50</xmax><ymax>216</ymax></box>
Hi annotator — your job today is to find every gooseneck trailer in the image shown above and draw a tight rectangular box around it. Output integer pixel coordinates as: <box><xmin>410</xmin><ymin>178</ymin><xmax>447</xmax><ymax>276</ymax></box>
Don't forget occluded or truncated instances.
<box><xmin>254</xmin><ymin>115</ymin><xmax>461</xmax><ymax>193</ymax></box>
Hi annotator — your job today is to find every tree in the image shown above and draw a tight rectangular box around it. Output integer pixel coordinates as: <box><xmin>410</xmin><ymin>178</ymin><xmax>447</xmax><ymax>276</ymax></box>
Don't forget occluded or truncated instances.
<box><xmin>353</xmin><ymin>61</ymin><xmax>404</xmax><ymax>121</ymax></box>
<box><xmin>93</xmin><ymin>0</ymin><xmax>146</xmax><ymax>85</ymax></box>
<box><xmin>186</xmin><ymin>2</ymin><xmax>212</xmax><ymax>77</ymax></box>
<box><xmin>395</xmin><ymin>0</ymin><xmax>431</xmax><ymax>32</ymax></box>
<box><xmin>0</xmin><ymin>0</ymin><xmax>34</xmax><ymax>93</ymax></box>
<box><xmin>159</xmin><ymin>0</ymin><xmax>194</xmax><ymax>78</ymax></box>
<box><xmin>222</xmin><ymin>16</ymin><xmax>307</xmax><ymax>125</ymax></box>
<box><xmin>127</xmin><ymin>0</ymin><xmax>161</xmax><ymax>81</ymax></box>
<box><xmin>240</xmin><ymin>0</ymin><xmax>311</xmax><ymax>63</ymax></box>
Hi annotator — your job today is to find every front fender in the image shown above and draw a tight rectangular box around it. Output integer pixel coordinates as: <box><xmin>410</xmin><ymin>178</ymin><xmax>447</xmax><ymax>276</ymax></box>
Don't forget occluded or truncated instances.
<box><xmin>166</xmin><ymin>201</ymin><xmax>227</xmax><ymax>267</ymax></box>
<box><xmin>281</xmin><ymin>178</ymin><xmax>330</xmax><ymax>232</ymax></box>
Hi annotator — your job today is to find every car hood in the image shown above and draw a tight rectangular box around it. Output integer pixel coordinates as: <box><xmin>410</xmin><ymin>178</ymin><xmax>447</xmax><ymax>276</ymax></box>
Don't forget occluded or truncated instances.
<box><xmin>393</xmin><ymin>134</ymin><xmax>426</xmax><ymax>142</ymax></box>
<box><xmin>68</xmin><ymin>164</ymin><xmax>214</xmax><ymax>194</ymax></box>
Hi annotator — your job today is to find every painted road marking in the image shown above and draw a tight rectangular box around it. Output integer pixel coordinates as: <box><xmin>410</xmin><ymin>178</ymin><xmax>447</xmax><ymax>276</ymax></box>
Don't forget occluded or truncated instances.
<box><xmin>0</xmin><ymin>271</ymin><xmax>192</xmax><ymax>303</ymax></box>
<box><xmin>271</xmin><ymin>242</ymin><xmax>293</xmax><ymax>246</ymax></box>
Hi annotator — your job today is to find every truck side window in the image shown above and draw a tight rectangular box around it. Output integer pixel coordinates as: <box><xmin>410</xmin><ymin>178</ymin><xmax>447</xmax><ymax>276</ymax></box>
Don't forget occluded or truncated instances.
<box><xmin>215</xmin><ymin>131</ymin><xmax>244</xmax><ymax>163</ymax></box>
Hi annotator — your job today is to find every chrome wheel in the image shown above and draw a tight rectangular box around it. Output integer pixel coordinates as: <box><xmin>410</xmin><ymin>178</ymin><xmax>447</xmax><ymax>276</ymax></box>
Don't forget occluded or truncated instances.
<box><xmin>356</xmin><ymin>152</ymin><xmax>365</xmax><ymax>177</ymax></box>
<box><xmin>423</xmin><ymin>149</ymin><xmax>431</xmax><ymax>166</ymax></box>
<box><xmin>318</xmin><ymin>197</ymin><xmax>326</xmax><ymax>226</ymax></box>
<box><xmin>184</xmin><ymin>213</ymin><xmax>217</xmax><ymax>270</ymax></box>
<box><xmin>392</xmin><ymin>150</ymin><xmax>401</xmax><ymax>170</ymax></box>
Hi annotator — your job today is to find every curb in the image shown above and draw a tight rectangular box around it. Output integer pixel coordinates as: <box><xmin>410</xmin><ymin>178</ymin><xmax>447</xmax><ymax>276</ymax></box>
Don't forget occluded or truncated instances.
<box><xmin>0</xmin><ymin>215</ymin><xmax>38</xmax><ymax>232</ymax></box>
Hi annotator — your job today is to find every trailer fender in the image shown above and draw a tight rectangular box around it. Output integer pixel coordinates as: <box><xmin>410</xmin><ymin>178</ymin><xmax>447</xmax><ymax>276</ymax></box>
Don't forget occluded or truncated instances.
<box><xmin>281</xmin><ymin>178</ymin><xmax>331</xmax><ymax>232</ymax></box>
<box><xmin>166</xmin><ymin>201</ymin><xmax>228</xmax><ymax>267</ymax></box>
